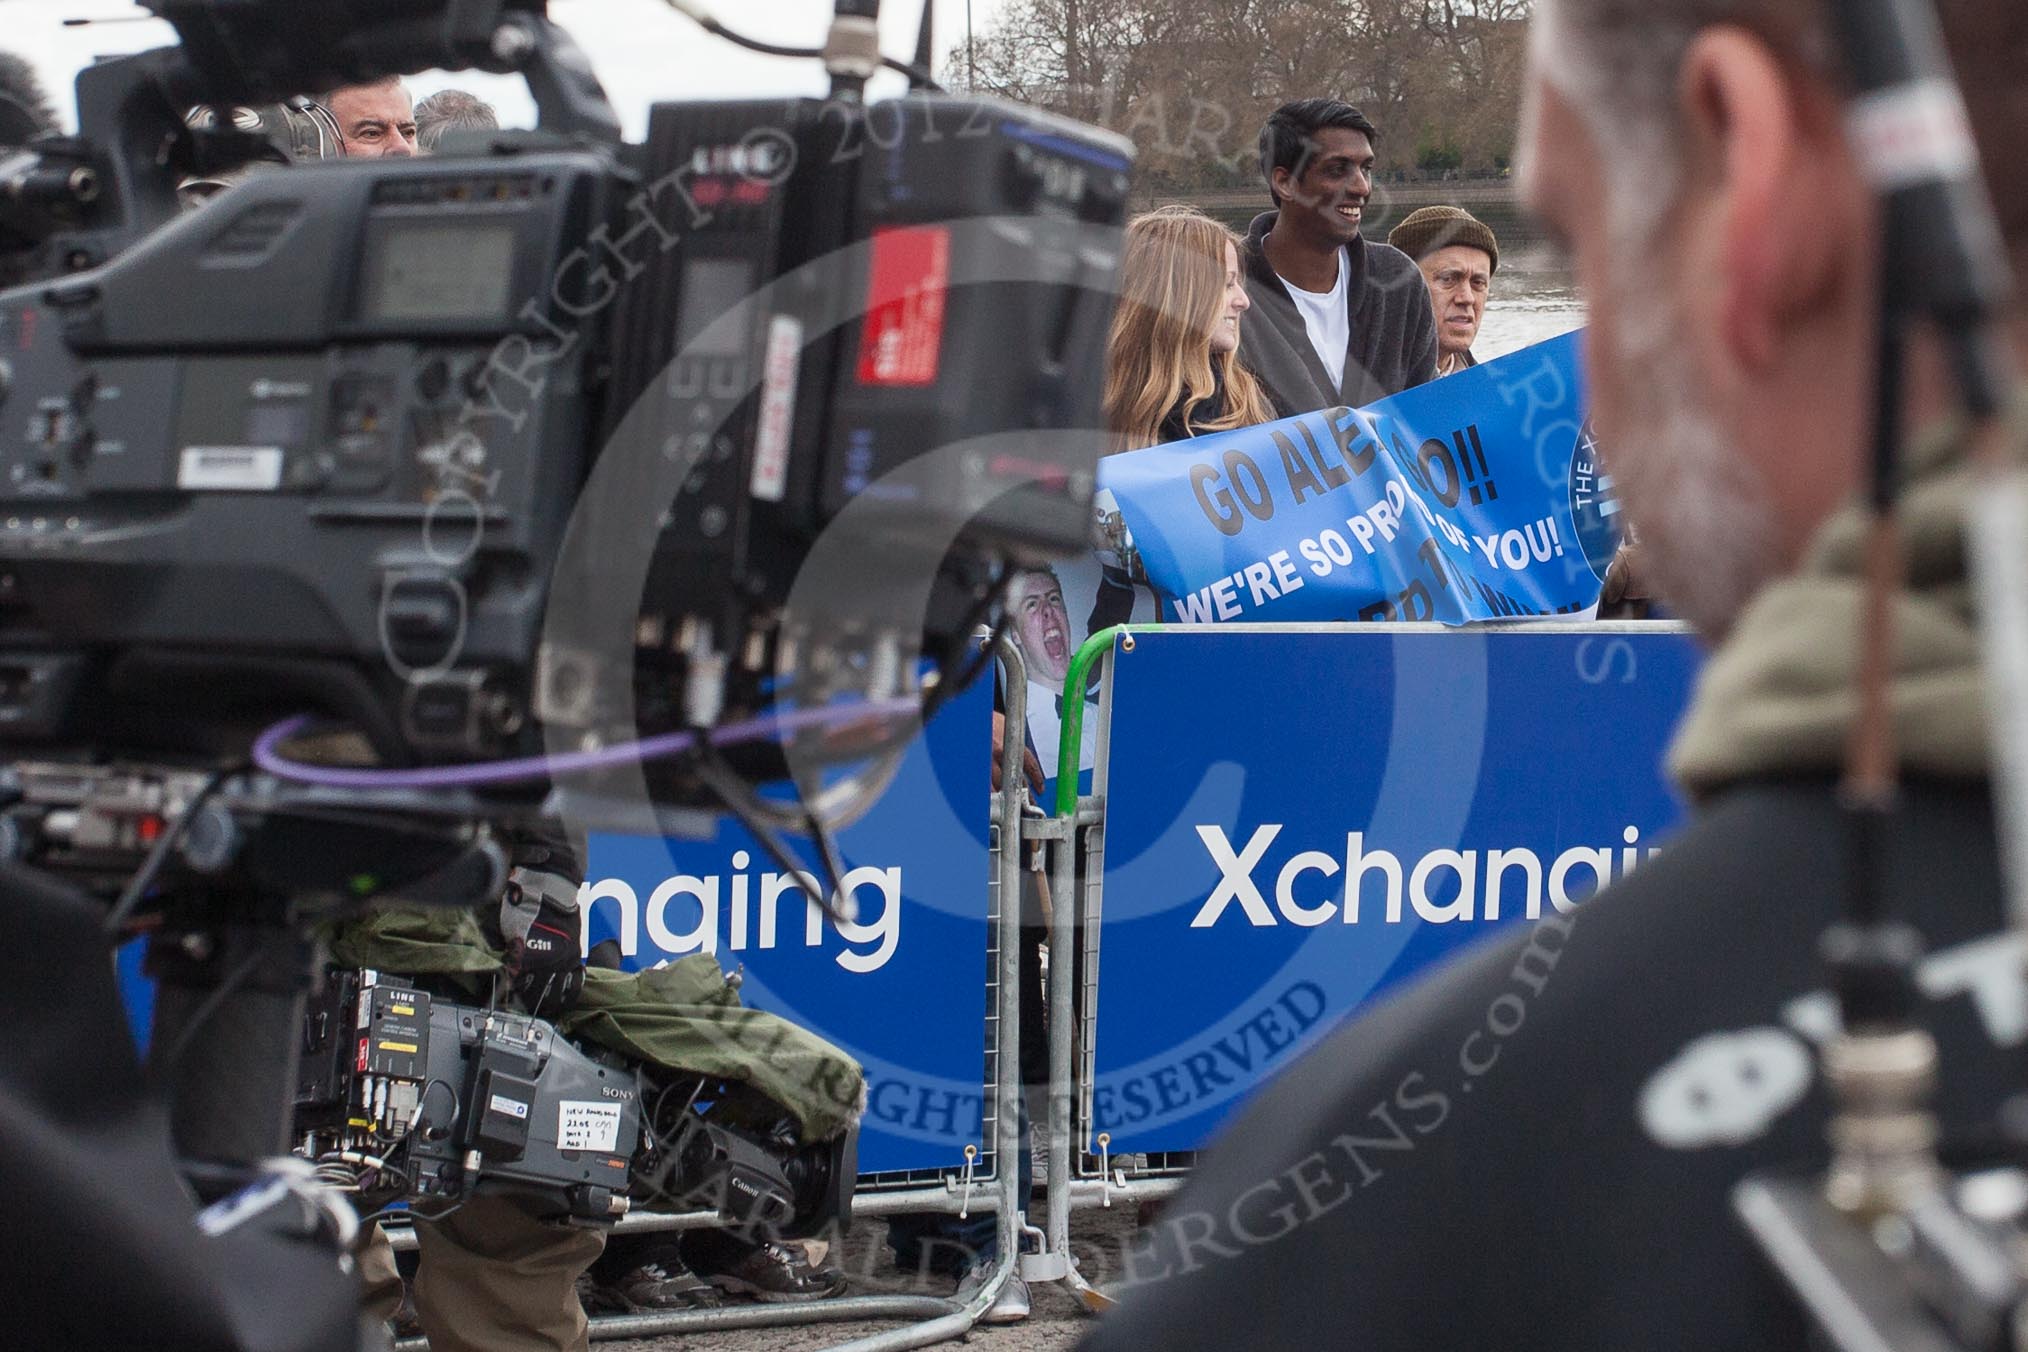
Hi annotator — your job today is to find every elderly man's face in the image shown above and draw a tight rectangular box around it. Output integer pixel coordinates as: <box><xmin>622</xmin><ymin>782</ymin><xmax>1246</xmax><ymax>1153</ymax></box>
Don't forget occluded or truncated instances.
<box><xmin>328</xmin><ymin>83</ymin><xmax>420</xmax><ymax>158</ymax></box>
<box><xmin>1010</xmin><ymin>573</ymin><xmax>1072</xmax><ymax>689</ymax></box>
<box><xmin>1418</xmin><ymin>244</ymin><xmax>1492</xmax><ymax>360</ymax></box>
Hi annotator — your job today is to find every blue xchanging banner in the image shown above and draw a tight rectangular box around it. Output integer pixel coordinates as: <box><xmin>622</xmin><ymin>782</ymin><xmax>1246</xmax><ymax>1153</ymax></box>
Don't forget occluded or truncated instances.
<box><xmin>1097</xmin><ymin>332</ymin><xmax>1615</xmax><ymax>625</ymax></box>
<box><xmin>1088</xmin><ymin>626</ymin><xmax>1700</xmax><ymax>1153</ymax></box>
<box><xmin>586</xmin><ymin>677</ymin><xmax>994</xmax><ymax>1174</ymax></box>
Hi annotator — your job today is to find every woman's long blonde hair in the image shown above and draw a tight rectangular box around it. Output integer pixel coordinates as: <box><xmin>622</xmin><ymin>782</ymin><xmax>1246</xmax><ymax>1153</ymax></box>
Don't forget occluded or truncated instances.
<box><xmin>1103</xmin><ymin>205</ymin><xmax>1275</xmax><ymax>450</ymax></box>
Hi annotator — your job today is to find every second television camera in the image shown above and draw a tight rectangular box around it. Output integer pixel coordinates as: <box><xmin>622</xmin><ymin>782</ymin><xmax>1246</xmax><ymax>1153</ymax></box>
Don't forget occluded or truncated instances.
<box><xmin>0</xmin><ymin>0</ymin><xmax>1132</xmax><ymax>801</ymax></box>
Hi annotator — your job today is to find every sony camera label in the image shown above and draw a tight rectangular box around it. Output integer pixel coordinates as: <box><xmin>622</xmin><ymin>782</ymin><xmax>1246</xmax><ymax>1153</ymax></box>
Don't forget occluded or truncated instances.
<box><xmin>178</xmin><ymin>447</ymin><xmax>284</xmax><ymax>491</ymax></box>
<box><xmin>558</xmin><ymin>1100</ymin><xmax>623</xmax><ymax>1153</ymax></box>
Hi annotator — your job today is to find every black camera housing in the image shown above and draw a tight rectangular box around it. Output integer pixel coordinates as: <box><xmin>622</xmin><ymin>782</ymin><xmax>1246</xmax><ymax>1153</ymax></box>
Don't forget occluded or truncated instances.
<box><xmin>0</xmin><ymin>8</ymin><xmax>1132</xmax><ymax>792</ymax></box>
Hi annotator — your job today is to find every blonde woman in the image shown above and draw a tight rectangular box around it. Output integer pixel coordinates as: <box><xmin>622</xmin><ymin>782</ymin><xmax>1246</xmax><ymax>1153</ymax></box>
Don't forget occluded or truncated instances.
<box><xmin>1092</xmin><ymin>206</ymin><xmax>1277</xmax><ymax>634</ymax></box>
<box><xmin>1103</xmin><ymin>204</ymin><xmax>1276</xmax><ymax>449</ymax></box>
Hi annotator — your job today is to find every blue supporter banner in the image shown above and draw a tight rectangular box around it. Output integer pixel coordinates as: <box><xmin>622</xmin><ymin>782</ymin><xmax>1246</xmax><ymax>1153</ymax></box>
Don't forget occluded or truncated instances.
<box><xmin>1096</xmin><ymin>332</ymin><xmax>1620</xmax><ymax>625</ymax></box>
<box><xmin>585</xmin><ymin>677</ymin><xmax>994</xmax><ymax>1175</ymax></box>
<box><xmin>1087</xmin><ymin>625</ymin><xmax>1700</xmax><ymax>1153</ymax></box>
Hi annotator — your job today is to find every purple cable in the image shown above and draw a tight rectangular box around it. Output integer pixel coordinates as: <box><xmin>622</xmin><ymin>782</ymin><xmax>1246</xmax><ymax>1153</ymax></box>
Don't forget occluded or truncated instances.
<box><xmin>250</xmin><ymin>697</ymin><xmax>924</xmax><ymax>789</ymax></box>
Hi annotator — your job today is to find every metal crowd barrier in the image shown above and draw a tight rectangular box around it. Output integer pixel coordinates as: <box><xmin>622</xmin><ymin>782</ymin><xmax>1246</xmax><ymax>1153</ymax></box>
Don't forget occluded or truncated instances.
<box><xmin>381</xmin><ymin>618</ymin><xmax>1702</xmax><ymax>1342</ymax></box>
<box><xmin>1015</xmin><ymin>619</ymin><xmax>1705</xmax><ymax>1320</ymax></box>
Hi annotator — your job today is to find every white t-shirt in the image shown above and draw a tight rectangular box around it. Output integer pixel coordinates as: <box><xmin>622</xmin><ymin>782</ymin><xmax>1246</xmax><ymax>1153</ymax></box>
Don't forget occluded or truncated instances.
<box><xmin>1283</xmin><ymin>246</ymin><xmax>1351</xmax><ymax>387</ymax></box>
<box><xmin>1025</xmin><ymin>678</ymin><xmax>1097</xmax><ymax>783</ymax></box>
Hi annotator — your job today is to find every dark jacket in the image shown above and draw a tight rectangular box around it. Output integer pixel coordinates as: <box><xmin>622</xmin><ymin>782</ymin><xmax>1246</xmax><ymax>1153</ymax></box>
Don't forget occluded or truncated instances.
<box><xmin>1239</xmin><ymin>211</ymin><xmax>1439</xmax><ymax>416</ymax></box>
<box><xmin>1090</xmin><ymin>376</ymin><xmax>1240</xmax><ymax>634</ymax></box>
<box><xmin>1154</xmin><ymin>371</ymin><xmax>1234</xmax><ymax>445</ymax></box>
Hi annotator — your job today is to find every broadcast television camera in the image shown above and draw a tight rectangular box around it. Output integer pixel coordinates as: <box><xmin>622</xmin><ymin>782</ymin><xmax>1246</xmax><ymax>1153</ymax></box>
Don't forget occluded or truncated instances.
<box><xmin>0</xmin><ymin>7</ymin><xmax>1128</xmax><ymax>1345</ymax></box>
<box><xmin>297</xmin><ymin>969</ymin><xmax>854</xmax><ymax>1232</ymax></box>
<box><xmin>0</xmin><ymin>0</ymin><xmax>1132</xmax><ymax>796</ymax></box>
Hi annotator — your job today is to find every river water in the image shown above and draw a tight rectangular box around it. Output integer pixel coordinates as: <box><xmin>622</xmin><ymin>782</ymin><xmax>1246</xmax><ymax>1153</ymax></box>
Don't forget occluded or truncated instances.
<box><xmin>1469</xmin><ymin>251</ymin><xmax>1586</xmax><ymax>362</ymax></box>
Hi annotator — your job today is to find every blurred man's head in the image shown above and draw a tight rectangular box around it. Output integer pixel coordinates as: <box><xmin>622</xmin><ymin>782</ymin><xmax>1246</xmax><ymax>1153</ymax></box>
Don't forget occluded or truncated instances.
<box><xmin>324</xmin><ymin>77</ymin><xmax>420</xmax><ymax>158</ymax></box>
<box><xmin>0</xmin><ymin>51</ymin><xmax>57</xmax><ymax>148</ymax></box>
<box><xmin>1521</xmin><ymin>0</ymin><xmax>2024</xmax><ymax>638</ymax></box>
<box><xmin>414</xmin><ymin>88</ymin><xmax>499</xmax><ymax>153</ymax></box>
<box><xmin>1009</xmin><ymin>569</ymin><xmax>1072</xmax><ymax>690</ymax></box>
<box><xmin>1389</xmin><ymin>206</ymin><xmax>1499</xmax><ymax>370</ymax></box>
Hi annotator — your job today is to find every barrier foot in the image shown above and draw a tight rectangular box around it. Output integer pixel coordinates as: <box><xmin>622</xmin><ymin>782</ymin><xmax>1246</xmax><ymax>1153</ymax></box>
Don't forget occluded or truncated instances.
<box><xmin>810</xmin><ymin>1249</ymin><xmax>1021</xmax><ymax>1352</ymax></box>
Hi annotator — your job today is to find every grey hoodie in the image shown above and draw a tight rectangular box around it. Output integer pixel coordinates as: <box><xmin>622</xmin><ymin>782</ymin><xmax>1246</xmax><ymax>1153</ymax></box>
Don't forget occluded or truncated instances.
<box><xmin>1239</xmin><ymin>210</ymin><xmax>1440</xmax><ymax>416</ymax></box>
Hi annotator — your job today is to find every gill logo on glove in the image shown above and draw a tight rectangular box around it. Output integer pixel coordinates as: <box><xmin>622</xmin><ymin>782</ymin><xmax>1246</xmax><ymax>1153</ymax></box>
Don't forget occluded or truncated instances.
<box><xmin>523</xmin><ymin>920</ymin><xmax>573</xmax><ymax>959</ymax></box>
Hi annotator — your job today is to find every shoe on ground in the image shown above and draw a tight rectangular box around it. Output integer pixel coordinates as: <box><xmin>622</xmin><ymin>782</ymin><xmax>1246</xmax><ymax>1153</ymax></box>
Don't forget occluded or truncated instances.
<box><xmin>581</xmin><ymin>1257</ymin><xmax>722</xmax><ymax>1313</ymax></box>
<box><xmin>956</xmin><ymin>1261</ymin><xmax>1031</xmax><ymax>1325</ymax></box>
<box><xmin>700</xmin><ymin>1240</ymin><xmax>849</xmax><ymax>1303</ymax></box>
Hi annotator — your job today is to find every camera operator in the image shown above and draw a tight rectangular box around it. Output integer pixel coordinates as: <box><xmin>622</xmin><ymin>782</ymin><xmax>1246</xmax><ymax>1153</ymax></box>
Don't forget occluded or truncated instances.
<box><xmin>338</xmin><ymin>823</ymin><xmax>606</xmax><ymax>1352</ymax></box>
<box><xmin>321</xmin><ymin>77</ymin><xmax>421</xmax><ymax>159</ymax></box>
<box><xmin>334</xmin><ymin>811</ymin><xmax>866</xmax><ymax>1344</ymax></box>
<box><xmin>1083</xmin><ymin>1</ymin><xmax>2028</xmax><ymax>1349</ymax></box>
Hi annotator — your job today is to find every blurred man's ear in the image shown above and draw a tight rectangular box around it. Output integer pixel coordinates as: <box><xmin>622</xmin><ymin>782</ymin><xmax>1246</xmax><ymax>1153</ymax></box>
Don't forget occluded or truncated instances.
<box><xmin>1679</xmin><ymin>27</ymin><xmax>1872</xmax><ymax>376</ymax></box>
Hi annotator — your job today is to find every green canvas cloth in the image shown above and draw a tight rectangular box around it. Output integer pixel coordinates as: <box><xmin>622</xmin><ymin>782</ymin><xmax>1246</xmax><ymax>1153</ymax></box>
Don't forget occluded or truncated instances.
<box><xmin>327</xmin><ymin>906</ymin><xmax>864</xmax><ymax>1141</ymax></box>
<box><xmin>1669</xmin><ymin>394</ymin><xmax>2028</xmax><ymax>797</ymax></box>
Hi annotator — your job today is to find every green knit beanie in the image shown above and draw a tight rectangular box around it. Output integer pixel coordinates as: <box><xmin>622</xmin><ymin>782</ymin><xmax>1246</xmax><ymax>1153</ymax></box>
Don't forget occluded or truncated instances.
<box><xmin>1388</xmin><ymin>205</ymin><xmax>1500</xmax><ymax>274</ymax></box>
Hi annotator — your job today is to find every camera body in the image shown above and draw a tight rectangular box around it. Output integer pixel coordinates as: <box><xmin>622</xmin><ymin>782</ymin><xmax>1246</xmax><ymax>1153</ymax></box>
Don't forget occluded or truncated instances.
<box><xmin>0</xmin><ymin>149</ymin><xmax>612</xmax><ymax>762</ymax></box>
<box><xmin>0</xmin><ymin>55</ymin><xmax>1131</xmax><ymax>784</ymax></box>
<box><xmin>298</xmin><ymin>969</ymin><xmax>855</xmax><ymax>1233</ymax></box>
<box><xmin>297</xmin><ymin>973</ymin><xmax>640</xmax><ymax>1222</ymax></box>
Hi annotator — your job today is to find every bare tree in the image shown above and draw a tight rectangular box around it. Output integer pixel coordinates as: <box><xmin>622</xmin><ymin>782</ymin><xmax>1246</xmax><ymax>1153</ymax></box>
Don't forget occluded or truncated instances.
<box><xmin>950</xmin><ymin>0</ymin><xmax>1534</xmax><ymax>186</ymax></box>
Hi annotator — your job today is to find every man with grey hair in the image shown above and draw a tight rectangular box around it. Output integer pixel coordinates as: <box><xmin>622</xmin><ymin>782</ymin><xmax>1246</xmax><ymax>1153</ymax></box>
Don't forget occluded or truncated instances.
<box><xmin>415</xmin><ymin>88</ymin><xmax>499</xmax><ymax>152</ymax></box>
<box><xmin>1081</xmin><ymin>1</ymin><xmax>2027</xmax><ymax>1347</ymax></box>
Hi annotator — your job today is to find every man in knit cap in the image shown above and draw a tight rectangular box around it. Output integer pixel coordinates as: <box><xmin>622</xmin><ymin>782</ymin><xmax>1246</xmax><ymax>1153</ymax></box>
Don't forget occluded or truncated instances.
<box><xmin>1388</xmin><ymin>205</ymin><xmax>1499</xmax><ymax>376</ymax></box>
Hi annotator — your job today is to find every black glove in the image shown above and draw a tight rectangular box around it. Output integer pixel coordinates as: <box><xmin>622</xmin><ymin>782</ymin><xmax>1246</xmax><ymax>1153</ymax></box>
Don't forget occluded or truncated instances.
<box><xmin>499</xmin><ymin>838</ymin><xmax>585</xmax><ymax>1019</ymax></box>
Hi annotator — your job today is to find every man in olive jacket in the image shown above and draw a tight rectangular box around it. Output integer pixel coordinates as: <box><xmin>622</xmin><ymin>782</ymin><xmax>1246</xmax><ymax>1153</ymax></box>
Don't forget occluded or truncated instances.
<box><xmin>1083</xmin><ymin>0</ymin><xmax>2028</xmax><ymax>1348</ymax></box>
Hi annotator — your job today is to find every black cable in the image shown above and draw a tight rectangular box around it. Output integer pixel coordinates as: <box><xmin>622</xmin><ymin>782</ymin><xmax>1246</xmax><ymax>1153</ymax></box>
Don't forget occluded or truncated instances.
<box><xmin>883</xmin><ymin>56</ymin><xmax>944</xmax><ymax>91</ymax></box>
<box><xmin>688</xmin><ymin>742</ymin><xmax>856</xmax><ymax>928</ymax></box>
<box><xmin>780</xmin><ymin>615</ymin><xmax>1008</xmax><ymax>779</ymax></box>
<box><xmin>923</xmin><ymin>611</ymin><xmax>1011</xmax><ymax>726</ymax></box>
<box><xmin>791</xmin><ymin>754</ymin><xmax>852</xmax><ymax>917</ymax></box>
<box><xmin>361</xmin><ymin>1195</ymin><xmax>461</xmax><ymax>1229</ymax></box>
<box><xmin>416</xmin><ymin>1077</ymin><xmax>460</xmax><ymax>1141</ymax></box>
<box><xmin>103</xmin><ymin>767</ymin><xmax>235</xmax><ymax>938</ymax></box>
<box><xmin>673</xmin><ymin>5</ymin><xmax>945</xmax><ymax>91</ymax></box>
<box><xmin>696</xmin><ymin>25</ymin><xmax>821</xmax><ymax>59</ymax></box>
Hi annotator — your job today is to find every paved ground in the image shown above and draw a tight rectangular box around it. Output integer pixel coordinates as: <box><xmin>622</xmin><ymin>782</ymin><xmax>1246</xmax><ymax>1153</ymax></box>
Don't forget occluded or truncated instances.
<box><xmin>601</xmin><ymin>1206</ymin><xmax>1142</xmax><ymax>1352</ymax></box>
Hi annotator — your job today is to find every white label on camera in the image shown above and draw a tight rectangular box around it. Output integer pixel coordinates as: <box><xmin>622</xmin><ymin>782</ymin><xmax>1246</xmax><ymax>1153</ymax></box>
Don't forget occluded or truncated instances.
<box><xmin>488</xmin><ymin>1094</ymin><xmax>529</xmax><ymax>1120</ymax></box>
<box><xmin>558</xmin><ymin>1100</ymin><xmax>622</xmax><ymax>1152</ymax></box>
<box><xmin>751</xmin><ymin>314</ymin><xmax>802</xmax><ymax>503</ymax></box>
<box><xmin>178</xmin><ymin>446</ymin><xmax>284</xmax><ymax>491</ymax></box>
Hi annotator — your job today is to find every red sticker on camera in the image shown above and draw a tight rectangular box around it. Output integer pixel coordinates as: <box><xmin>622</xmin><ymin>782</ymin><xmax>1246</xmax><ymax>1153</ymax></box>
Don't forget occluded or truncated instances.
<box><xmin>857</xmin><ymin>226</ymin><xmax>950</xmax><ymax>388</ymax></box>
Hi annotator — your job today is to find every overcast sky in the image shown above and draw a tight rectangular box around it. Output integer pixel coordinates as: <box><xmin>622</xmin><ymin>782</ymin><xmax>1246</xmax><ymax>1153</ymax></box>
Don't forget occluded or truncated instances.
<box><xmin>4</xmin><ymin>0</ymin><xmax>1016</xmax><ymax>139</ymax></box>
